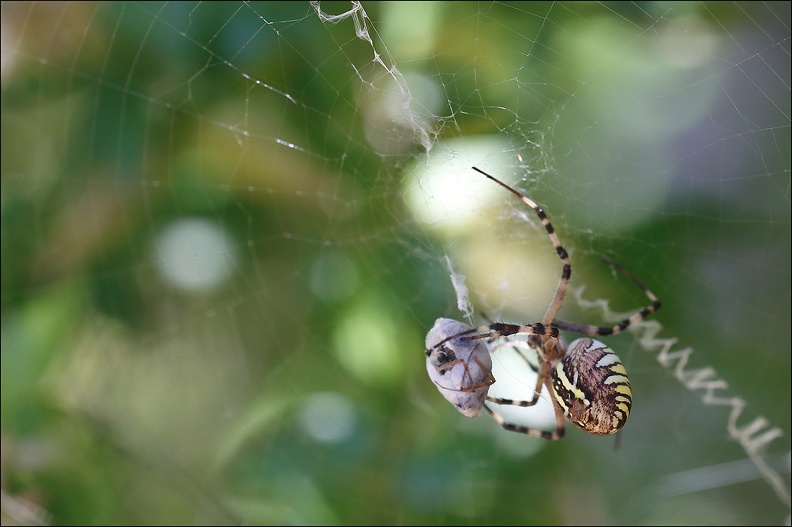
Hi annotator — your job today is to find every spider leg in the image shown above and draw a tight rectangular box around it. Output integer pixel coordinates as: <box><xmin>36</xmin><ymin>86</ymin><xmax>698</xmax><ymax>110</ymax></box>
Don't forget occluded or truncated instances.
<box><xmin>480</xmin><ymin>312</ymin><xmax>542</xmax><ymax>373</ymax></box>
<box><xmin>553</xmin><ymin>257</ymin><xmax>661</xmax><ymax>336</ymax></box>
<box><xmin>485</xmin><ymin>354</ymin><xmax>548</xmax><ymax>408</ymax></box>
<box><xmin>484</xmin><ymin>373</ymin><xmax>566</xmax><ymax>440</ymax></box>
<box><xmin>473</xmin><ymin>166</ymin><xmax>571</xmax><ymax>327</ymax></box>
<box><xmin>426</xmin><ymin>322</ymin><xmax>559</xmax><ymax>354</ymax></box>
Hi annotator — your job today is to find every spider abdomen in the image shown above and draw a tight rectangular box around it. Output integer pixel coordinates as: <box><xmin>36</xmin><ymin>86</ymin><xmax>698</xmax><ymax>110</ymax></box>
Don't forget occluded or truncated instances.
<box><xmin>551</xmin><ymin>338</ymin><xmax>632</xmax><ymax>435</ymax></box>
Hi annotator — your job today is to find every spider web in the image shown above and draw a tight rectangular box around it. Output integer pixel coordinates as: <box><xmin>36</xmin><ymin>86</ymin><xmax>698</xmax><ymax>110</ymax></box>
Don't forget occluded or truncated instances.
<box><xmin>1</xmin><ymin>1</ymin><xmax>789</xmax><ymax>524</ymax></box>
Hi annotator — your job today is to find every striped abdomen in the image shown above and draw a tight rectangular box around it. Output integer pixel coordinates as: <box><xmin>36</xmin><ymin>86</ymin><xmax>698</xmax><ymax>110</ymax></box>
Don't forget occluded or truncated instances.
<box><xmin>551</xmin><ymin>338</ymin><xmax>632</xmax><ymax>434</ymax></box>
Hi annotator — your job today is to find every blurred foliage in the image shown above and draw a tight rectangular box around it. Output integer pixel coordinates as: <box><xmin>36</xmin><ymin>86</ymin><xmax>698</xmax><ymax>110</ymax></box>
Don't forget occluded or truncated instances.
<box><xmin>1</xmin><ymin>1</ymin><xmax>790</xmax><ymax>525</ymax></box>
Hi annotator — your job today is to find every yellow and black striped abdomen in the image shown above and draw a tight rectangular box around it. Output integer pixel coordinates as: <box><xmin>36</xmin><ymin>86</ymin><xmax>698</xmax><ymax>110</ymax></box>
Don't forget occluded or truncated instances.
<box><xmin>551</xmin><ymin>338</ymin><xmax>632</xmax><ymax>435</ymax></box>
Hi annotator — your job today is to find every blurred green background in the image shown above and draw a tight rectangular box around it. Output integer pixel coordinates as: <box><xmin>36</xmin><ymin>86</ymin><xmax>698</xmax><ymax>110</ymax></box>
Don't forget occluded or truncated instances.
<box><xmin>1</xmin><ymin>2</ymin><xmax>789</xmax><ymax>525</ymax></box>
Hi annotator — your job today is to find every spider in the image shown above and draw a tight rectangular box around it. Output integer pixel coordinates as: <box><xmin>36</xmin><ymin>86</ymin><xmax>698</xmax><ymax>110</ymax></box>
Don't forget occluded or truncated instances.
<box><xmin>424</xmin><ymin>167</ymin><xmax>661</xmax><ymax>440</ymax></box>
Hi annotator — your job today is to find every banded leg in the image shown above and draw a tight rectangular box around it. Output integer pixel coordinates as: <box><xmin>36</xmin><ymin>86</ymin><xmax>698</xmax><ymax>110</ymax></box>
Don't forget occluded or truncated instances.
<box><xmin>553</xmin><ymin>257</ymin><xmax>661</xmax><ymax>336</ymax></box>
<box><xmin>484</xmin><ymin>343</ymin><xmax>544</xmax><ymax>409</ymax></box>
<box><xmin>485</xmin><ymin>371</ymin><xmax>566</xmax><ymax>440</ymax></box>
<box><xmin>426</xmin><ymin>322</ymin><xmax>560</xmax><ymax>356</ymax></box>
<box><xmin>472</xmin><ymin>166</ymin><xmax>571</xmax><ymax>327</ymax></box>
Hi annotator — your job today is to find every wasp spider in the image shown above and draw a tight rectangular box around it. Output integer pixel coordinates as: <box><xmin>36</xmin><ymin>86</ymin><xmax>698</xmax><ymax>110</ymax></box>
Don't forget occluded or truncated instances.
<box><xmin>424</xmin><ymin>167</ymin><xmax>661</xmax><ymax>440</ymax></box>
